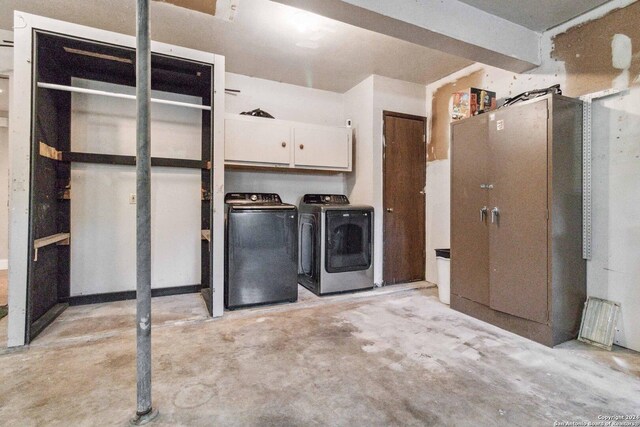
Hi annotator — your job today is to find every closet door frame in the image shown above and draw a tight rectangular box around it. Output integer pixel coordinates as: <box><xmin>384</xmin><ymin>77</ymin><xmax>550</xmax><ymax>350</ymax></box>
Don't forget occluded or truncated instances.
<box><xmin>8</xmin><ymin>12</ymin><xmax>225</xmax><ymax>347</ymax></box>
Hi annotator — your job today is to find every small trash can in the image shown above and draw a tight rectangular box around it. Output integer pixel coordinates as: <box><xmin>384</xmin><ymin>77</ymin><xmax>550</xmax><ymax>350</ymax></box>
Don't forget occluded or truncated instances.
<box><xmin>435</xmin><ymin>249</ymin><xmax>450</xmax><ymax>305</ymax></box>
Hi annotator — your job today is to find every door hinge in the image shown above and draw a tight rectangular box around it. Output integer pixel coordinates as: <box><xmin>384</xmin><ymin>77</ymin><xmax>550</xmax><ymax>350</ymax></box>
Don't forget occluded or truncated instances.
<box><xmin>546</xmin><ymin>209</ymin><xmax>549</xmax><ymax>219</ymax></box>
<box><xmin>423</xmin><ymin>134</ymin><xmax>426</xmax><ymax>143</ymax></box>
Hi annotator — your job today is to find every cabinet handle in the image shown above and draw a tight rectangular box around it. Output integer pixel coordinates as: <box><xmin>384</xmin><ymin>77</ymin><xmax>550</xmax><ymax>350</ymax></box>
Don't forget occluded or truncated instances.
<box><xmin>281</xmin><ymin>142</ymin><xmax>287</xmax><ymax>148</ymax></box>
<box><xmin>480</xmin><ymin>206</ymin><xmax>487</xmax><ymax>222</ymax></box>
<box><xmin>386</xmin><ymin>208</ymin><xmax>393</xmax><ymax>213</ymax></box>
<box><xmin>491</xmin><ymin>207</ymin><xmax>500</xmax><ymax>224</ymax></box>
<box><xmin>299</xmin><ymin>144</ymin><xmax>304</xmax><ymax>150</ymax></box>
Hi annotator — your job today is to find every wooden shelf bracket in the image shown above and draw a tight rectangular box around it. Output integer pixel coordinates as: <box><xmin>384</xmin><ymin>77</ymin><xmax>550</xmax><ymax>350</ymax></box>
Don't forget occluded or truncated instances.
<box><xmin>39</xmin><ymin>141</ymin><xmax>62</xmax><ymax>161</ymax></box>
<box><xmin>33</xmin><ymin>232</ymin><xmax>70</xmax><ymax>261</ymax></box>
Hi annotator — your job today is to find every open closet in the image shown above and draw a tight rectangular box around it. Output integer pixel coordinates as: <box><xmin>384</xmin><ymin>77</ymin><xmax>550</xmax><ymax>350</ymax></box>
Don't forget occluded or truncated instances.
<box><xmin>24</xmin><ymin>30</ymin><xmax>217</xmax><ymax>342</ymax></box>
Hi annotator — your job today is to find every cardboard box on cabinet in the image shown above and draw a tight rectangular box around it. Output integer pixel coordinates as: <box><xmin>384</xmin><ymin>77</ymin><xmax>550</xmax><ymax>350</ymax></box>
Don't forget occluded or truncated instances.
<box><xmin>452</xmin><ymin>88</ymin><xmax>497</xmax><ymax>120</ymax></box>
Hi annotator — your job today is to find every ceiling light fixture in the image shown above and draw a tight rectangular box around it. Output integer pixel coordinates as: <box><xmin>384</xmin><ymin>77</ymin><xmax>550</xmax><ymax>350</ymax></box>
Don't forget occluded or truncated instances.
<box><xmin>291</xmin><ymin>11</ymin><xmax>320</xmax><ymax>33</ymax></box>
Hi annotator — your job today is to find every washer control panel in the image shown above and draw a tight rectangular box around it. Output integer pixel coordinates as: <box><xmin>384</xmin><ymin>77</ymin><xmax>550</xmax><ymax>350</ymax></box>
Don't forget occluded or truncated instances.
<box><xmin>225</xmin><ymin>193</ymin><xmax>282</xmax><ymax>204</ymax></box>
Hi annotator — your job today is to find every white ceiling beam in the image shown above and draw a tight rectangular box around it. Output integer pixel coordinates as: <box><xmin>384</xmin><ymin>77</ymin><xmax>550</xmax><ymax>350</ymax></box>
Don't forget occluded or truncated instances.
<box><xmin>271</xmin><ymin>0</ymin><xmax>541</xmax><ymax>72</ymax></box>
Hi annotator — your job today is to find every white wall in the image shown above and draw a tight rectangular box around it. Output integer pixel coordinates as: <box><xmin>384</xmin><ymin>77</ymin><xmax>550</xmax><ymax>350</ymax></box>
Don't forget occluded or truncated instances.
<box><xmin>70</xmin><ymin>80</ymin><xmax>202</xmax><ymax>295</ymax></box>
<box><xmin>424</xmin><ymin>159</ymin><xmax>449</xmax><ymax>283</ymax></box>
<box><xmin>588</xmin><ymin>87</ymin><xmax>640</xmax><ymax>350</ymax></box>
<box><xmin>0</xmin><ymin>118</ymin><xmax>8</xmax><ymax>268</ymax></box>
<box><xmin>225</xmin><ymin>170</ymin><xmax>345</xmax><ymax>206</ymax></box>
<box><xmin>344</xmin><ymin>76</ymin><xmax>374</xmax><ymax>205</ymax></box>
<box><xmin>225</xmin><ymin>73</ymin><xmax>345</xmax><ymax>126</ymax></box>
<box><xmin>224</xmin><ymin>72</ymin><xmax>348</xmax><ymax>205</ymax></box>
<box><xmin>345</xmin><ymin>75</ymin><xmax>427</xmax><ymax>285</ymax></box>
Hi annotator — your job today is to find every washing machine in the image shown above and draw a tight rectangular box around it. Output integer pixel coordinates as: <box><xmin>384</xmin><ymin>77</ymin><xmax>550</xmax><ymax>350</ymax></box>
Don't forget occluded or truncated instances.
<box><xmin>225</xmin><ymin>193</ymin><xmax>298</xmax><ymax>309</ymax></box>
<box><xmin>298</xmin><ymin>194</ymin><xmax>374</xmax><ymax>295</ymax></box>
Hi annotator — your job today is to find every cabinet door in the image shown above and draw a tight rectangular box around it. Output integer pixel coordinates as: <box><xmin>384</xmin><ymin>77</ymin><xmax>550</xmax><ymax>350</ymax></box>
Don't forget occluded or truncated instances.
<box><xmin>225</xmin><ymin>118</ymin><xmax>291</xmax><ymax>165</ymax></box>
<box><xmin>451</xmin><ymin>115</ymin><xmax>490</xmax><ymax>305</ymax></box>
<box><xmin>293</xmin><ymin>126</ymin><xmax>350</xmax><ymax>169</ymax></box>
<box><xmin>489</xmin><ymin>100</ymin><xmax>549</xmax><ymax>323</ymax></box>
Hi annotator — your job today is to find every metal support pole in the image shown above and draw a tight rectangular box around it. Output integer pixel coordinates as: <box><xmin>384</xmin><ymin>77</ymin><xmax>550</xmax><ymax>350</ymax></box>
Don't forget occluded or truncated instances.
<box><xmin>131</xmin><ymin>0</ymin><xmax>158</xmax><ymax>424</ymax></box>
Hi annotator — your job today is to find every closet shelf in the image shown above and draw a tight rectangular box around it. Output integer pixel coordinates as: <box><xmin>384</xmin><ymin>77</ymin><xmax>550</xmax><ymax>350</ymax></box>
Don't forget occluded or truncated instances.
<box><xmin>37</xmin><ymin>82</ymin><xmax>212</xmax><ymax>111</ymax></box>
<box><xmin>33</xmin><ymin>233</ymin><xmax>70</xmax><ymax>262</ymax></box>
<box><xmin>34</xmin><ymin>233</ymin><xmax>70</xmax><ymax>249</ymax></box>
<box><xmin>39</xmin><ymin>142</ymin><xmax>210</xmax><ymax>170</ymax></box>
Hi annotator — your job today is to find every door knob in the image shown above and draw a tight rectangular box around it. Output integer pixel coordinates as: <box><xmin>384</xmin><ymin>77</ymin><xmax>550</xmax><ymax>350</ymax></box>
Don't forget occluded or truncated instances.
<box><xmin>386</xmin><ymin>208</ymin><xmax>393</xmax><ymax>213</ymax></box>
<box><xmin>480</xmin><ymin>206</ymin><xmax>488</xmax><ymax>222</ymax></box>
<box><xmin>281</xmin><ymin>141</ymin><xmax>287</xmax><ymax>147</ymax></box>
<box><xmin>491</xmin><ymin>207</ymin><xmax>500</xmax><ymax>224</ymax></box>
<box><xmin>299</xmin><ymin>144</ymin><xmax>304</xmax><ymax>150</ymax></box>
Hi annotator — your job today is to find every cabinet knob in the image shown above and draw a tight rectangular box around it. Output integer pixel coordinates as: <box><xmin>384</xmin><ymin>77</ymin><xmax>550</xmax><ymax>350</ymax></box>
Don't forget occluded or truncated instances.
<box><xmin>281</xmin><ymin>142</ymin><xmax>287</xmax><ymax>148</ymax></box>
<box><xmin>386</xmin><ymin>208</ymin><xmax>393</xmax><ymax>213</ymax></box>
<box><xmin>299</xmin><ymin>144</ymin><xmax>304</xmax><ymax>150</ymax></box>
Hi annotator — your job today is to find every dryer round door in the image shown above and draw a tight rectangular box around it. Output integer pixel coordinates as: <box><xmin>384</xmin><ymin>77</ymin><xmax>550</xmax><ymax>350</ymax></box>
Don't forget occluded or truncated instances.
<box><xmin>325</xmin><ymin>210</ymin><xmax>372</xmax><ymax>273</ymax></box>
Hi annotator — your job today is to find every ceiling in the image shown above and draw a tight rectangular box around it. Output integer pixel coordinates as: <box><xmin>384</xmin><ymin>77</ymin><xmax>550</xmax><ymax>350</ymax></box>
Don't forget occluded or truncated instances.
<box><xmin>0</xmin><ymin>0</ymin><xmax>473</xmax><ymax>93</ymax></box>
<box><xmin>212</xmin><ymin>0</ymin><xmax>475</xmax><ymax>92</ymax></box>
<box><xmin>0</xmin><ymin>0</ymin><xmax>616</xmax><ymax>96</ymax></box>
<box><xmin>458</xmin><ymin>0</ymin><xmax>612</xmax><ymax>31</ymax></box>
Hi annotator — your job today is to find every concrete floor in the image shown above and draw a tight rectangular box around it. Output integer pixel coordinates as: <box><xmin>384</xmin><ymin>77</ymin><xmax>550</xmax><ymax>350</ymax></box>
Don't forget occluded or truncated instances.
<box><xmin>0</xmin><ymin>283</ymin><xmax>639</xmax><ymax>426</ymax></box>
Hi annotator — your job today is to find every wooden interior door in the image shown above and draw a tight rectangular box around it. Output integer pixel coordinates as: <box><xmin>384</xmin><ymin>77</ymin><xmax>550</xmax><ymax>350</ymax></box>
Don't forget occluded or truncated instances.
<box><xmin>489</xmin><ymin>100</ymin><xmax>549</xmax><ymax>323</ymax></box>
<box><xmin>450</xmin><ymin>115</ymin><xmax>490</xmax><ymax>305</ymax></box>
<box><xmin>383</xmin><ymin>112</ymin><xmax>426</xmax><ymax>285</ymax></box>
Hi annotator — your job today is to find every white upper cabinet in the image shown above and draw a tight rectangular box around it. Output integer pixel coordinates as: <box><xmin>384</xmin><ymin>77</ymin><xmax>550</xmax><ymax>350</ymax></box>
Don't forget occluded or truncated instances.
<box><xmin>225</xmin><ymin>117</ymin><xmax>290</xmax><ymax>165</ymax></box>
<box><xmin>225</xmin><ymin>114</ymin><xmax>352</xmax><ymax>172</ymax></box>
<box><xmin>293</xmin><ymin>126</ymin><xmax>350</xmax><ymax>169</ymax></box>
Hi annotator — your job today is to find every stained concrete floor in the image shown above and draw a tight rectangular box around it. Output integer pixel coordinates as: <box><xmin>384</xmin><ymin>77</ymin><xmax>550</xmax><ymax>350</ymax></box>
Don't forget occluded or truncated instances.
<box><xmin>1</xmin><ymin>283</ymin><xmax>639</xmax><ymax>426</ymax></box>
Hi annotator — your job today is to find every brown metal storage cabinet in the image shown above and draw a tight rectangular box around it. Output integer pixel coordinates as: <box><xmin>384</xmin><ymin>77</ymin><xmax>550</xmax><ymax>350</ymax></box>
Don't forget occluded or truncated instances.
<box><xmin>450</xmin><ymin>94</ymin><xmax>585</xmax><ymax>347</ymax></box>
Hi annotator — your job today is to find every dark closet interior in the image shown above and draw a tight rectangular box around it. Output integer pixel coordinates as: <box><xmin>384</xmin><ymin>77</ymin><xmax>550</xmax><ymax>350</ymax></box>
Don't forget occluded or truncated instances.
<box><xmin>27</xmin><ymin>31</ymin><xmax>214</xmax><ymax>342</ymax></box>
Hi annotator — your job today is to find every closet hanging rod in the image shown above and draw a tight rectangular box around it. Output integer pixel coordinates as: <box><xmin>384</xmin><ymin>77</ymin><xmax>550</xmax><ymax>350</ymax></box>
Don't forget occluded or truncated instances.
<box><xmin>37</xmin><ymin>82</ymin><xmax>212</xmax><ymax>111</ymax></box>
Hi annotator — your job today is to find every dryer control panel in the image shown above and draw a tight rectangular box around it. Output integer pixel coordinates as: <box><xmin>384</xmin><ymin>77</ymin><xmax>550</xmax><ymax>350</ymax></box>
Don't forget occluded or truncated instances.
<box><xmin>302</xmin><ymin>194</ymin><xmax>350</xmax><ymax>205</ymax></box>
